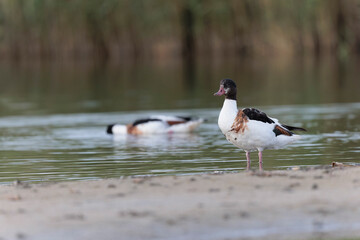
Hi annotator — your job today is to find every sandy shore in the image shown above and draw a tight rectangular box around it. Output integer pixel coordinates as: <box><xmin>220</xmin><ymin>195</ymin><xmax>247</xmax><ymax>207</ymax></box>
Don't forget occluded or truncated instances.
<box><xmin>1</xmin><ymin>166</ymin><xmax>360</xmax><ymax>240</ymax></box>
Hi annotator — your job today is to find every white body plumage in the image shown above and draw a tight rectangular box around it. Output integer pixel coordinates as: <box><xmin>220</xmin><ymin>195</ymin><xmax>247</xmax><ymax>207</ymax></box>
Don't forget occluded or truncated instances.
<box><xmin>218</xmin><ymin>99</ymin><xmax>300</xmax><ymax>152</ymax></box>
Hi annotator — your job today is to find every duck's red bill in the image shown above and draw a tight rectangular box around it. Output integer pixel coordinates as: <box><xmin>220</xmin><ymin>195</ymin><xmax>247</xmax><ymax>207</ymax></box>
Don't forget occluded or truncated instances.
<box><xmin>214</xmin><ymin>87</ymin><xmax>225</xmax><ymax>96</ymax></box>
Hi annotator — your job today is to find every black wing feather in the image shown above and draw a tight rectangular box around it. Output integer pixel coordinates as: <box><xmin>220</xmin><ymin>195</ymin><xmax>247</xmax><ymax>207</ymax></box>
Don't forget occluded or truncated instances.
<box><xmin>242</xmin><ymin>108</ymin><xmax>275</xmax><ymax>124</ymax></box>
<box><xmin>175</xmin><ymin>116</ymin><xmax>192</xmax><ymax>122</ymax></box>
<box><xmin>132</xmin><ymin>118</ymin><xmax>162</xmax><ymax>126</ymax></box>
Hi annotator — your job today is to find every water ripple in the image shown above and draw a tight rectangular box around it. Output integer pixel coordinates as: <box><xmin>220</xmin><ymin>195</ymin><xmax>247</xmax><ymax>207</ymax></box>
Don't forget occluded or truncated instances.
<box><xmin>0</xmin><ymin>103</ymin><xmax>360</xmax><ymax>183</ymax></box>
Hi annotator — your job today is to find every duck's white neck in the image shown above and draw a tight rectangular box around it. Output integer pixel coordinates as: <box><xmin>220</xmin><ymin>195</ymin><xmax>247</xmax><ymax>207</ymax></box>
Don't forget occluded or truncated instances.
<box><xmin>218</xmin><ymin>99</ymin><xmax>238</xmax><ymax>134</ymax></box>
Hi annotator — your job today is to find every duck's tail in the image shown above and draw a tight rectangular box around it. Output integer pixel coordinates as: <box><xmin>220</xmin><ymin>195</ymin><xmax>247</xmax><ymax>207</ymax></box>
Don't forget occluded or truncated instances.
<box><xmin>281</xmin><ymin>124</ymin><xmax>306</xmax><ymax>132</ymax></box>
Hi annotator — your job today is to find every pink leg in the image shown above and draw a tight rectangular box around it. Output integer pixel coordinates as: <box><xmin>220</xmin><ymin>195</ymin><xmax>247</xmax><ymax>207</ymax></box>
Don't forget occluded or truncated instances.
<box><xmin>246</xmin><ymin>151</ymin><xmax>251</xmax><ymax>171</ymax></box>
<box><xmin>258</xmin><ymin>151</ymin><xmax>263</xmax><ymax>171</ymax></box>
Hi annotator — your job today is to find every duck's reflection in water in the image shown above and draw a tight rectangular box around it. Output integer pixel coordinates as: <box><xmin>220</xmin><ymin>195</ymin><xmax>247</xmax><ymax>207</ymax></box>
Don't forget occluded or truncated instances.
<box><xmin>111</xmin><ymin>132</ymin><xmax>204</xmax><ymax>151</ymax></box>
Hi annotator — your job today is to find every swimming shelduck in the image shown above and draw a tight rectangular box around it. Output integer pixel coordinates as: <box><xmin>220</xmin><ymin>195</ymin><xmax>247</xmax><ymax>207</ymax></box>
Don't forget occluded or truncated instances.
<box><xmin>214</xmin><ymin>78</ymin><xmax>306</xmax><ymax>171</ymax></box>
<box><xmin>107</xmin><ymin>115</ymin><xmax>204</xmax><ymax>135</ymax></box>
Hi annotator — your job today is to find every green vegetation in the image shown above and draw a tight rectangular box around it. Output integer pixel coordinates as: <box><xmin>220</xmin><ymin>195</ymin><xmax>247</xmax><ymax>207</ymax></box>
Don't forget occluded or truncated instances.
<box><xmin>0</xmin><ymin>0</ymin><xmax>359</xmax><ymax>61</ymax></box>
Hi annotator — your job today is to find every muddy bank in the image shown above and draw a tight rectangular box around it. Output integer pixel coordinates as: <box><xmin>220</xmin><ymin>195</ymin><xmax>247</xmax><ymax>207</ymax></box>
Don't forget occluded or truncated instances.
<box><xmin>1</xmin><ymin>167</ymin><xmax>360</xmax><ymax>240</ymax></box>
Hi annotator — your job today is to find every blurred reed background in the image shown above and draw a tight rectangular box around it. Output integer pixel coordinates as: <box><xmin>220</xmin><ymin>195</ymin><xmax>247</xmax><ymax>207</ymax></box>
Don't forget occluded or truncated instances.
<box><xmin>0</xmin><ymin>0</ymin><xmax>359</xmax><ymax>62</ymax></box>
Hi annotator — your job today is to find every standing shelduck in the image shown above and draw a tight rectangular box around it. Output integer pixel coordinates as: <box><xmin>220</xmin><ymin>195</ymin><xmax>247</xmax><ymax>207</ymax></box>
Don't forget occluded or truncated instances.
<box><xmin>107</xmin><ymin>115</ymin><xmax>204</xmax><ymax>135</ymax></box>
<box><xmin>214</xmin><ymin>79</ymin><xmax>306</xmax><ymax>171</ymax></box>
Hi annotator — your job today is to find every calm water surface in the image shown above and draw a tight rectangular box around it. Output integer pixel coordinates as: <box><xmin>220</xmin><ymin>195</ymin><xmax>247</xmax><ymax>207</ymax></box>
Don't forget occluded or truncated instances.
<box><xmin>0</xmin><ymin>58</ymin><xmax>359</xmax><ymax>183</ymax></box>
